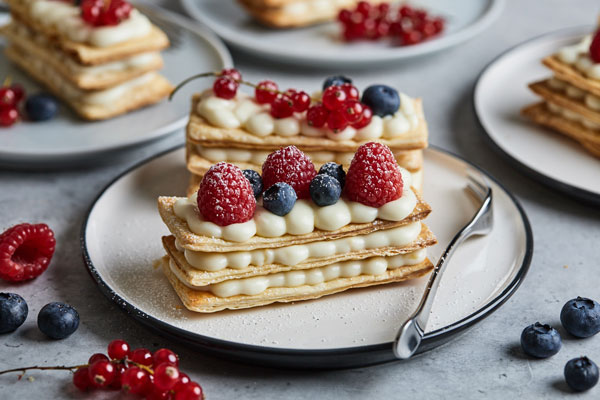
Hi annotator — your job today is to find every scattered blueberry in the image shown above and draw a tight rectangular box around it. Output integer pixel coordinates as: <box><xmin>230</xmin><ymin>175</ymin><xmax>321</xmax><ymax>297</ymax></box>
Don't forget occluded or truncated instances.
<box><xmin>560</xmin><ymin>297</ymin><xmax>600</xmax><ymax>338</ymax></box>
<box><xmin>25</xmin><ymin>93</ymin><xmax>58</xmax><ymax>122</ymax></box>
<box><xmin>0</xmin><ymin>293</ymin><xmax>28</xmax><ymax>334</ymax></box>
<box><xmin>322</xmin><ymin>75</ymin><xmax>352</xmax><ymax>90</ymax></box>
<box><xmin>37</xmin><ymin>302</ymin><xmax>79</xmax><ymax>339</ymax></box>
<box><xmin>318</xmin><ymin>162</ymin><xmax>346</xmax><ymax>187</ymax></box>
<box><xmin>520</xmin><ymin>322</ymin><xmax>562</xmax><ymax>358</ymax></box>
<box><xmin>243</xmin><ymin>169</ymin><xmax>263</xmax><ymax>198</ymax></box>
<box><xmin>361</xmin><ymin>84</ymin><xmax>400</xmax><ymax>117</ymax></box>
<box><xmin>565</xmin><ymin>357</ymin><xmax>599</xmax><ymax>392</ymax></box>
<box><xmin>310</xmin><ymin>174</ymin><xmax>342</xmax><ymax>206</ymax></box>
<box><xmin>263</xmin><ymin>182</ymin><xmax>297</xmax><ymax>216</ymax></box>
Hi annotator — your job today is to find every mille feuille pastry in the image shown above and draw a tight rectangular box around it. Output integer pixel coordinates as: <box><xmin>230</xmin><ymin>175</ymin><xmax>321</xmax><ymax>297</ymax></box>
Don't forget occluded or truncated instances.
<box><xmin>522</xmin><ymin>25</ymin><xmax>600</xmax><ymax>157</ymax></box>
<box><xmin>237</xmin><ymin>0</ymin><xmax>386</xmax><ymax>28</ymax></box>
<box><xmin>185</xmin><ymin>72</ymin><xmax>427</xmax><ymax>195</ymax></box>
<box><xmin>157</xmin><ymin>143</ymin><xmax>437</xmax><ymax>313</ymax></box>
<box><xmin>1</xmin><ymin>0</ymin><xmax>173</xmax><ymax>120</ymax></box>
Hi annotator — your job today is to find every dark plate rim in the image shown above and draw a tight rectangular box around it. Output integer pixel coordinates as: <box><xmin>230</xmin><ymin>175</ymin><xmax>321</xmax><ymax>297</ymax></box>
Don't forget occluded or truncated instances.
<box><xmin>473</xmin><ymin>25</ymin><xmax>600</xmax><ymax>206</ymax></box>
<box><xmin>80</xmin><ymin>144</ymin><xmax>533</xmax><ymax>362</ymax></box>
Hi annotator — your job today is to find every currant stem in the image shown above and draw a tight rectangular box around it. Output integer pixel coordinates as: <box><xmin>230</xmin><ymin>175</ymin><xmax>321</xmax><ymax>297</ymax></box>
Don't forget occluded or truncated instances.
<box><xmin>0</xmin><ymin>364</ymin><xmax>87</xmax><ymax>376</ymax></box>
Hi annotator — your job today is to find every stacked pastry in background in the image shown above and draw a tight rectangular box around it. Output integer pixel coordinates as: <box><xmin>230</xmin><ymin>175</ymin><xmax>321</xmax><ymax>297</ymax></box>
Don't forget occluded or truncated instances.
<box><xmin>185</xmin><ymin>72</ymin><xmax>428</xmax><ymax>196</ymax></box>
<box><xmin>158</xmin><ymin>143</ymin><xmax>437</xmax><ymax>313</ymax></box>
<box><xmin>1</xmin><ymin>0</ymin><xmax>173</xmax><ymax>120</ymax></box>
<box><xmin>237</xmin><ymin>0</ymin><xmax>386</xmax><ymax>28</ymax></box>
<box><xmin>523</xmin><ymin>26</ymin><xmax>600</xmax><ymax>158</ymax></box>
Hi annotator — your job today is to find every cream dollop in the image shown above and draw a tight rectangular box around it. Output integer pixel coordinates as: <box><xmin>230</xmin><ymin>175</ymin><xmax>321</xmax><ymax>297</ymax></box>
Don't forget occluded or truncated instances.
<box><xmin>557</xmin><ymin>35</ymin><xmax>600</xmax><ymax>80</ymax></box>
<box><xmin>173</xmin><ymin>169</ymin><xmax>416</xmax><ymax>242</ymax></box>
<box><xmin>196</xmin><ymin>90</ymin><xmax>419</xmax><ymax>141</ymax></box>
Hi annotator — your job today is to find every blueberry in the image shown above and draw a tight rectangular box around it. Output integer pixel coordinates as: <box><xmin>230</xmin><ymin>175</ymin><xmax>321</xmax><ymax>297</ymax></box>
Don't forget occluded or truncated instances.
<box><xmin>25</xmin><ymin>93</ymin><xmax>58</xmax><ymax>122</ymax></box>
<box><xmin>322</xmin><ymin>75</ymin><xmax>352</xmax><ymax>90</ymax></box>
<box><xmin>243</xmin><ymin>169</ymin><xmax>263</xmax><ymax>198</ymax></box>
<box><xmin>263</xmin><ymin>182</ymin><xmax>297</xmax><ymax>216</ymax></box>
<box><xmin>565</xmin><ymin>357</ymin><xmax>599</xmax><ymax>392</ymax></box>
<box><xmin>318</xmin><ymin>162</ymin><xmax>345</xmax><ymax>187</ymax></box>
<box><xmin>361</xmin><ymin>84</ymin><xmax>400</xmax><ymax>117</ymax></box>
<box><xmin>560</xmin><ymin>296</ymin><xmax>600</xmax><ymax>338</ymax></box>
<box><xmin>310</xmin><ymin>174</ymin><xmax>342</xmax><ymax>206</ymax></box>
<box><xmin>37</xmin><ymin>302</ymin><xmax>79</xmax><ymax>339</ymax></box>
<box><xmin>520</xmin><ymin>322</ymin><xmax>562</xmax><ymax>358</ymax></box>
<box><xmin>0</xmin><ymin>293</ymin><xmax>28</xmax><ymax>334</ymax></box>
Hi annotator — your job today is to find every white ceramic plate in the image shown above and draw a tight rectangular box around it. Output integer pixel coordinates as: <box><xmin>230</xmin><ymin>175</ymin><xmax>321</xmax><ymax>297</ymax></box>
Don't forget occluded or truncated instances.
<box><xmin>81</xmin><ymin>146</ymin><xmax>531</xmax><ymax>368</ymax></box>
<box><xmin>475</xmin><ymin>26</ymin><xmax>600</xmax><ymax>204</ymax></box>
<box><xmin>0</xmin><ymin>4</ymin><xmax>232</xmax><ymax>167</ymax></box>
<box><xmin>179</xmin><ymin>0</ymin><xmax>504</xmax><ymax>68</ymax></box>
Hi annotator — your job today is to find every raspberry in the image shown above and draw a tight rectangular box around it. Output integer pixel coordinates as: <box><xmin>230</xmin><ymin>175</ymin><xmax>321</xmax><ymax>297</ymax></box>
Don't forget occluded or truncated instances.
<box><xmin>590</xmin><ymin>30</ymin><xmax>600</xmax><ymax>63</ymax></box>
<box><xmin>344</xmin><ymin>142</ymin><xmax>404</xmax><ymax>207</ymax></box>
<box><xmin>198</xmin><ymin>162</ymin><xmax>256</xmax><ymax>226</ymax></box>
<box><xmin>0</xmin><ymin>223</ymin><xmax>56</xmax><ymax>282</ymax></box>
<box><xmin>262</xmin><ymin>146</ymin><xmax>317</xmax><ymax>199</ymax></box>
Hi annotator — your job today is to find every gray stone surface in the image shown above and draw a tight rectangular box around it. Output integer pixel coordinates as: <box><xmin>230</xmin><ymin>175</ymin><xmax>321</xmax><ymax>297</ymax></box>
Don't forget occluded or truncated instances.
<box><xmin>1</xmin><ymin>0</ymin><xmax>600</xmax><ymax>398</ymax></box>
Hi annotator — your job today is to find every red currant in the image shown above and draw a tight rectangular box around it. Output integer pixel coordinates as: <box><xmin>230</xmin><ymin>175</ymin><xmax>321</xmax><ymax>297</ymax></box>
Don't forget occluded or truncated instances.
<box><xmin>306</xmin><ymin>104</ymin><xmax>329</xmax><ymax>128</ymax></box>
<box><xmin>174</xmin><ymin>382</ymin><xmax>203</xmax><ymax>400</ymax></box>
<box><xmin>420</xmin><ymin>21</ymin><xmax>437</xmax><ymax>38</ymax></box>
<box><xmin>108</xmin><ymin>363</ymin><xmax>126</xmax><ymax>390</ymax></box>
<box><xmin>174</xmin><ymin>373</ymin><xmax>191</xmax><ymax>390</ymax></box>
<box><xmin>130</xmin><ymin>348</ymin><xmax>154</xmax><ymax>366</ymax></box>
<box><xmin>338</xmin><ymin>9</ymin><xmax>352</xmax><ymax>23</ymax></box>
<box><xmin>10</xmin><ymin>84</ymin><xmax>25</xmax><ymax>104</ymax></box>
<box><xmin>432</xmin><ymin>17</ymin><xmax>444</xmax><ymax>33</ymax></box>
<box><xmin>402</xmin><ymin>30</ymin><xmax>422</xmax><ymax>45</ymax></box>
<box><xmin>213</xmin><ymin>77</ymin><xmax>238</xmax><ymax>100</ymax></box>
<box><xmin>341</xmin><ymin>83</ymin><xmax>359</xmax><ymax>101</ymax></box>
<box><xmin>414</xmin><ymin>9</ymin><xmax>427</xmax><ymax>21</ymax></box>
<box><xmin>153</xmin><ymin>348</ymin><xmax>179</xmax><ymax>367</ymax></box>
<box><xmin>0</xmin><ymin>87</ymin><xmax>16</xmax><ymax>108</ymax></box>
<box><xmin>220</xmin><ymin>68</ymin><xmax>241</xmax><ymax>81</ymax></box>
<box><xmin>270</xmin><ymin>95</ymin><xmax>294</xmax><ymax>118</ymax></box>
<box><xmin>108</xmin><ymin>339</ymin><xmax>130</xmax><ymax>360</ymax></box>
<box><xmin>341</xmin><ymin>100</ymin><xmax>364</xmax><ymax>124</ymax></box>
<box><xmin>73</xmin><ymin>367</ymin><xmax>92</xmax><ymax>392</ymax></box>
<box><xmin>356</xmin><ymin>1</ymin><xmax>372</xmax><ymax>17</ymax></box>
<box><xmin>88</xmin><ymin>360</ymin><xmax>116</xmax><ymax>388</ymax></box>
<box><xmin>351</xmin><ymin>105</ymin><xmax>373</xmax><ymax>129</ymax></box>
<box><xmin>80</xmin><ymin>0</ymin><xmax>103</xmax><ymax>25</ymax></box>
<box><xmin>88</xmin><ymin>353</ymin><xmax>109</xmax><ymax>365</ymax></box>
<box><xmin>146</xmin><ymin>386</ymin><xmax>171</xmax><ymax>400</ymax></box>
<box><xmin>291</xmin><ymin>91</ymin><xmax>311</xmax><ymax>112</ymax></box>
<box><xmin>377</xmin><ymin>3</ymin><xmax>390</xmax><ymax>15</ymax></box>
<box><xmin>0</xmin><ymin>107</ymin><xmax>18</xmax><ymax>126</ymax></box>
<box><xmin>154</xmin><ymin>363</ymin><xmax>180</xmax><ymax>392</ymax></box>
<box><xmin>255</xmin><ymin>80</ymin><xmax>279</xmax><ymax>104</ymax></box>
<box><xmin>121</xmin><ymin>367</ymin><xmax>151</xmax><ymax>395</ymax></box>
<box><xmin>399</xmin><ymin>5</ymin><xmax>414</xmax><ymax>18</ymax></box>
<box><xmin>327</xmin><ymin>110</ymin><xmax>349</xmax><ymax>132</ymax></box>
<box><xmin>322</xmin><ymin>86</ymin><xmax>348</xmax><ymax>111</ymax></box>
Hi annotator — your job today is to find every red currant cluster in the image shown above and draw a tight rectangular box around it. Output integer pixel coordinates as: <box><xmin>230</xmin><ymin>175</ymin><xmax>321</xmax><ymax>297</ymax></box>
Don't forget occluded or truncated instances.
<box><xmin>590</xmin><ymin>29</ymin><xmax>600</xmax><ymax>63</ymax></box>
<box><xmin>338</xmin><ymin>2</ymin><xmax>445</xmax><ymax>45</ymax></box>
<box><xmin>73</xmin><ymin>339</ymin><xmax>204</xmax><ymax>399</ymax></box>
<box><xmin>80</xmin><ymin>0</ymin><xmax>133</xmax><ymax>27</ymax></box>
<box><xmin>307</xmin><ymin>84</ymin><xmax>372</xmax><ymax>133</ymax></box>
<box><xmin>0</xmin><ymin>82</ymin><xmax>25</xmax><ymax>127</ymax></box>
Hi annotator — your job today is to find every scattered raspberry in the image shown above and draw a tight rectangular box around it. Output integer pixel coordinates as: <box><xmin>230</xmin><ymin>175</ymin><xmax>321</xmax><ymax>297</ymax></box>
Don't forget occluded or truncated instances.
<box><xmin>590</xmin><ymin>30</ymin><xmax>600</xmax><ymax>63</ymax></box>
<box><xmin>198</xmin><ymin>162</ymin><xmax>256</xmax><ymax>226</ymax></box>
<box><xmin>344</xmin><ymin>142</ymin><xmax>404</xmax><ymax>207</ymax></box>
<box><xmin>0</xmin><ymin>223</ymin><xmax>56</xmax><ymax>282</ymax></box>
<box><xmin>262</xmin><ymin>146</ymin><xmax>317</xmax><ymax>199</ymax></box>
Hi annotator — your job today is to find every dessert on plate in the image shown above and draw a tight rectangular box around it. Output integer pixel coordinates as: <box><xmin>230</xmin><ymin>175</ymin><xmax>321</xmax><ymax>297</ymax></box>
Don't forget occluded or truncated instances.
<box><xmin>522</xmin><ymin>25</ymin><xmax>600</xmax><ymax>158</ymax></box>
<box><xmin>1</xmin><ymin>0</ymin><xmax>173</xmax><ymax>120</ymax></box>
<box><xmin>157</xmin><ymin>143</ymin><xmax>437</xmax><ymax>313</ymax></box>
<box><xmin>237</xmin><ymin>0</ymin><xmax>386</xmax><ymax>28</ymax></box>
<box><xmin>182</xmin><ymin>70</ymin><xmax>428</xmax><ymax>196</ymax></box>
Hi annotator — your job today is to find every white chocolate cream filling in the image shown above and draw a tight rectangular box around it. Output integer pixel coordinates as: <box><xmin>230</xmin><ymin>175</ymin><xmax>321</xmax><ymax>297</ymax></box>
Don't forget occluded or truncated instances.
<box><xmin>173</xmin><ymin>169</ymin><xmax>416</xmax><ymax>242</ymax></box>
<box><xmin>21</xmin><ymin>0</ymin><xmax>152</xmax><ymax>47</ymax></box>
<box><xmin>546</xmin><ymin>102</ymin><xmax>600</xmax><ymax>130</ymax></box>
<box><xmin>176</xmin><ymin>221</ymin><xmax>421</xmax><ymax>271</ymax></box>
<box><xmin>557</xmin><ymin>35</ymin><xmax>600</xmax><ymax>80</ymax></box>
<box><xmin>281</xmin><ymin>0</ymin><xmax>356</xmax><ymax>15</ymax></box>
<box><xmin>170</xmin><ymin>249</ymin><xmax>428</xmax><ymax>297</ymax></box>
<box><xmin>548</xmin><ymin>77</ymin><xmax>600</xmax><ymax>111</ymax></box>
<box><xmin>196</xmin><ymin>90</ymin><xmax>419</xmax><ymax>141</ymax></box>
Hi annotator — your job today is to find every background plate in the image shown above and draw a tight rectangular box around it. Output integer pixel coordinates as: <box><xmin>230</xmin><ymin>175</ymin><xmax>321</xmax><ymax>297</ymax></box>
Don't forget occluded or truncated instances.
<box><xmin>474</xmin><ymin>26</ymin><xmax>600</xmax><ymax>204</ymax></box>
<box><xmin>82</xmin><ymin>146</ymin><xmax>532</xmax><ymax>369</ymax></box>
<box><xmin>0</xmin><ymin>4</ymin><xmax>231</xmax><ymax>167</ymax></box>
<box><xmin>179</xmin><ymin>0</ymin><xmax>504</xmax><ymax>68</ymax></box>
